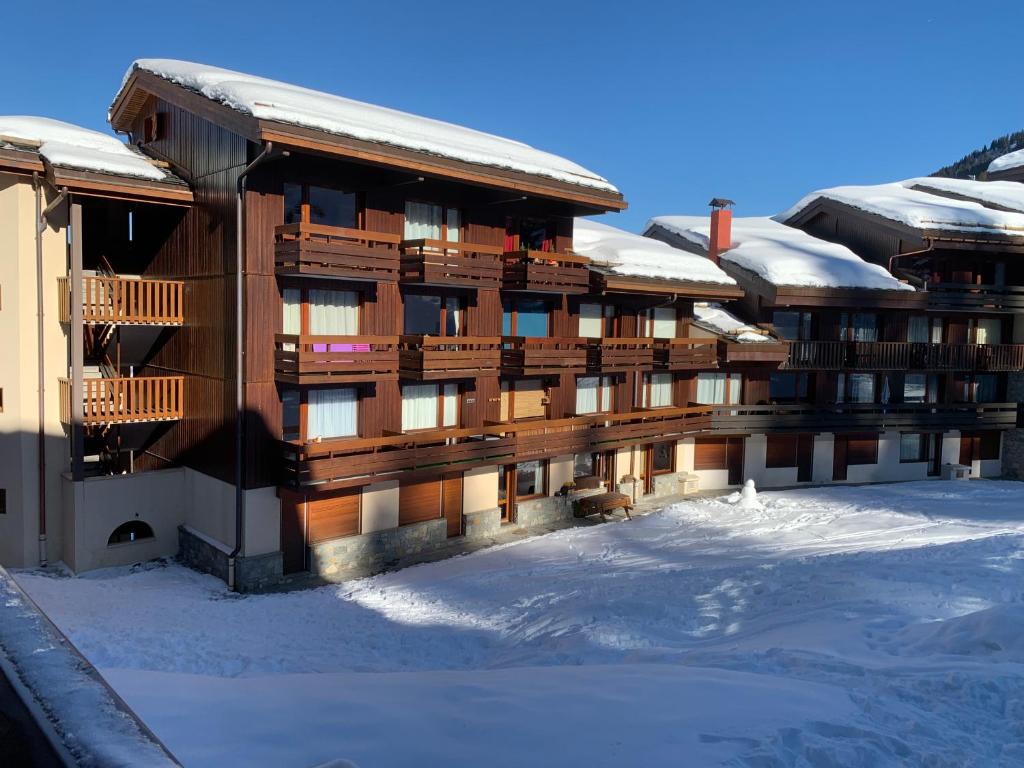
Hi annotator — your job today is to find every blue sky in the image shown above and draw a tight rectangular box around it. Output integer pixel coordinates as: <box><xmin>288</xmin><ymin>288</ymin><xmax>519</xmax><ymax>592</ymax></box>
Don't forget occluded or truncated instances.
<box><xmin>2</xmin><ymin>0</ymin><xmax>1022</xmax><ymax>230</ymax></box>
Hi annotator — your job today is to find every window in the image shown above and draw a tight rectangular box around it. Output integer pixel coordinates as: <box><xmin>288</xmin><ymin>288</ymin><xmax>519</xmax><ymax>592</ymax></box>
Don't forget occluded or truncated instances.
<box><xmin>652</xmin><ymin>442</ymin><xmax>674</xmax><ymax>473</ymax></box>
<box><xmin>574</xmin><ymin>453</ymin><xmax>597</xmax><ymax>479</ymax></box>
<box><xmin>840</xmin><ymin>312</ymin><xmax>877</xmax><ymax>342</ymax></box>
<box><xmin>308</xmin><ymin>387</ymin><xmax>358</xmax><ymax>439</ymax></box>
<box><xmin>107</xmin><ymin>521</ymin><xmax>154</xmax><ymax>546</ymax></box>
<box><xmin>930</xmin><ymin>318</ymin><xmax>944</xmax><ymax>344</ymax></box>
<box><xmin>647</xmin><ymin>307</ymin><xmax>677</xmax><ymax>339</ymax></box>
<box><xmin>838</xmin><ymin>373</ymin><xmax>875</xmax><ymax>403</ymax></box>
<box><xmin>769</xmin><ymin>372</ymin><xmax>808</xmax><ymax>403</ymax></box>
<box><xmin>515</xmin><ymin>460</ymin><xmax>547</xmax><ymax>498</ymax></box>
<box><xmin>285</xmin><ymin>183</ymin><xmax>359</xmax><ymax>228</ymax></box>
<box><xmin>766</xmin><ymin>434</ymin><xmax>799</xmax><ymax>468</ymax></box>
<box><xmin>973</xmin><ymin>374</ymin><xmax>999</xmax><ymax>403</ymax></box>
<box><xmin>576</xmin><ymin>375</ymin><xmax>612</xmax><ymax>415</ymax></box>
<box><xmin>282</xmin><ymin>287</ymin><xmax>360</xmax><ymax>342</ymax></box>
<box><xmin>903</xmin><ymin>374</ymin><xmax>927</xmax><ymax>404</ymax></box>
<box><xmin>773</xmin><ymin>311</ymin><xmax>812</xmax><ymax>341</ymax></box>
<box><xmin>900</xmin><ymin>433</ymin><xmax>927</xmax><ymax>462</ymax></box>
<box><xmin>403</xmin><ymin>294</ymin><xmax>463</xmax><ymax>337</ymax></box>
<box><xmin>402</xmin><ymin>384</ymin><xmax>440</xmax><ymax>431</ymax></box>
<box><xmin>282</xmin><ymin>288</ymin><xmax>301</xmax><ymax>346</ymax></box>
<box><xmin>641</xmin><ymin>372</ymin><xmax>673</xmax><ymax>408</ymax></box>
<box><xmin>284</xmin><ymin>183</ymin><xmax>303</xmax><ymax>224</ymax></box>
<box><xmin>282</xmin><ymin>390</ymin><xmax>300</xmax><ymax>441</ymax></box>
<box><xmin>578</xmin><ymin>303</ymin><xmax>613</xmax><ymax>338</ymax></box>
<box><xmin>405</xmin><ymin>202</ymin><xmax>460</xmax><ymax>242</ymax></box>
<box><xmin>517</xmin><ymin>219</ymin><xmax>552</xmax><ymax>251</ymax></box>
<box><xmin>976</xmin><ymin>318</ymin><xmax>1002</xmax><ymax>345</ymax></box>
<box><xmin>695</xmin><ymin>372</ymin><xmax>741</xmax><ymax>405</ymax></box>
<box><xmin>847</xmin><ymin>434</ymin><xmax>879</xmax><ymax>465</ymax></box>
<box><xmin>907</xmin><ymin>316</ymin><xmax>929</xmax><ymax>343</ymax></box>
<box><xmin>503</xmin><ymin>298</ymin><xmax>549</xmax><ymax>337</ymax></box>
<box><xmin>500</xmin><ymin>379</ymin><xmax>547</xmax><ymax>421</ymax></box>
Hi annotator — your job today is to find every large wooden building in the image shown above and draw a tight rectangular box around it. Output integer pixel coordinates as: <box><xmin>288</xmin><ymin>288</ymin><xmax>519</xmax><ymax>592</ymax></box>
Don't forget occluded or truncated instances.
<box><xmin>1</xmin><ymin>62</ymin><xmax>1021</xmax><ymax>588</ymax></box>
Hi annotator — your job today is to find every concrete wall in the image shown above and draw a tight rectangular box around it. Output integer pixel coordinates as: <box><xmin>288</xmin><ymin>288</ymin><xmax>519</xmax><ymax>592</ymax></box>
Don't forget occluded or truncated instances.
<box><xmin>0</xmin><ymin>175</ymin><xmax>70</xmax><ymax>569</ymax></box>
<box><xmin>361</xmin><ymin>480</ymin><xmax>399</xmax><ymax>533</ymax></box>
<box><xmin>183</xmin><ymin>468</ymin><xmax>280</xmax><ymax>556</ymax></box>
<box><xmin>463</xmin><ymin>465</ymin><xmax>498</xmax><ymax>514</ymax></box>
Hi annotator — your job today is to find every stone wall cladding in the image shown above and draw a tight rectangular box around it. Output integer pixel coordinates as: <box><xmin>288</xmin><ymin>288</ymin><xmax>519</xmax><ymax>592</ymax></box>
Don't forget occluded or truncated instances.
<box><xmin>177</xmin><ymin>526</ymin><xmax>283</xmax><ymax>592</ymax></box>
<box><xmin>464</xmin><ymin>507</ymin><xmax>502</xmax><ymax>540</ymax></box>
<box><xmin>235</xmin><ymin>552</ymin><xmax>284</xmax><ymax>593</ymax></box>
<box><xmin>1004</xmin><ymin>373</ymin><xmax>1024</xmax><ymax>480</ymax></box>
<box><xmin>515</xmin><ymin>495</ymin><xmax>574</xmax><ymax>527</ymax></box>
<box><xmin>311</xmin><ymin>518</ymin><xmax>448</xmax><ymax>579</ymax></box>
<box><xmin>652</xmin><ymin>471</ymin><xmax>691</xmax><ymax>499</ymax></box>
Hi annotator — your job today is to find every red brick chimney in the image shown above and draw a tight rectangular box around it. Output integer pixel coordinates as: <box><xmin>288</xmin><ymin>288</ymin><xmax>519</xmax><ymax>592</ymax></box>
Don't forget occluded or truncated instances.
<box><xmin>708</xmin><ymin>198</ymin><xmax>735</xmax><ymax>265</ymax></box>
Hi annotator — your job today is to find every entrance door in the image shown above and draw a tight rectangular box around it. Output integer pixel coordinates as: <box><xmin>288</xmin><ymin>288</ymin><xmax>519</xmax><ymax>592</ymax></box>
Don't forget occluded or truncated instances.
<box><xmin>796</xmin><ymin>434</ymin><xmax>814</xmax><ymax>483</ymax></box>
<box><xmin>726</xmin><ymin>438</ymin><xmax>744</xmax><ymax>486</ymax></box>
<box><xmin>833</xmin><ymin>436</ymin><xmax>849</xmax><ymax>481</ymax></box>
<box><xmin>929</xmin><ymin>434</ymin><xmax>942</xmax><ymax>477</ymax></box>
<box><xmin>442</xmin><ymin>472</ymin><xmax>463</xmax><ymax>538</ymax></box>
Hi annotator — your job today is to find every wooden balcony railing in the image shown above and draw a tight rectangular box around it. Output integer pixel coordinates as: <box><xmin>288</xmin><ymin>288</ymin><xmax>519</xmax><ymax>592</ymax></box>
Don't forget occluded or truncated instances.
<box><xmin>399</xmin><ymin>239</ymin><xmax>504</xmax><ymax>289</ymax></box>
<box><xmin>274</xmin><ymin>335</ymin><xmax>400</xmax><ymax>384</ymax></box>
<box><xmin>654</xmin><ymin>339</ymin><xmax>719</xmax><ymax>370</ymax></box>
<box><xmin>398</xmin><ymin>336</ymin><xmax>502</xmax><ymax>380</ymax></box>
<box><xmin>924</xmin><ymin>283</ymin><xmax>1024</xmax><ymax>312</ymax></box>
<box><xmin>500</xmin><ymin>336</ymin><xmax>589</xmax><ymax>375</ymax></box>
<box><xmin>59</xmin><ymin>376</ymin><xmax>184</xmax><ymax>426</ymax></box>
<box><xmin>708</xmin><ymin>402</ymin><xmax>1018</xmax><ymax>433</ymax></box>
<box><xmin>502</xmin><ymin>250</ymin><xmax>591</xmax><ymax>294</ymax></box>
<box><xmin>275</xmin><ymin>222</ymin><xmax>400</xmax><ymax>281</ymax></box>
<box><xmin>717</xmin><ymin>338</ymin><xmax>790</xmax><ymax>364</ymax></box>
<box><xmin>281</xmin><ymin>405</ymin><xmax>712</xmax><ymax>493</ymax></box>
<box><xmin>586</xmin><ymin>338</ymin><xmax>656</xmax><ymax>371</ymax></box>
<box><xmin>58</xmin><ymin>275</ymin><xmax>184</xmax><ymax>325</ymax></box>
<box><xmin>784</xmin><ymin>341</ymin><xmax>1024</xmax><ymax>371</ymax></box>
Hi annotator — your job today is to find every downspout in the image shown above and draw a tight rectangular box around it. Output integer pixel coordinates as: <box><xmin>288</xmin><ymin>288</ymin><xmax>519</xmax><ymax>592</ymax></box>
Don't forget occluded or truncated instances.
<box><xmin>888</xmin><ymin>242</ymin><xmax>934</xmax><ymax>285</ymax></box>
<box><xmin>33</xmin><ymin>179</ymin><xmax>68</xmax><ymax>568</ymax></box>
<box><xmin>228</xmin><ymin>142</ymin><xmax>275</xmax><ymax>591</ymax></box>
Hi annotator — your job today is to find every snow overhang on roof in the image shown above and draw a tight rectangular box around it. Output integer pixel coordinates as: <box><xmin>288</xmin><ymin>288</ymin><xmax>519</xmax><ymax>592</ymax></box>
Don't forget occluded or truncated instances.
<box><xmin>111</xmin><ymin>59</ymin><xmax>624</xmax><ymax>210</ymax></box>
<box><xmin>647</xmin><ymin>215</ymin><xmax>913</xmax><ymax>292</ymax></box>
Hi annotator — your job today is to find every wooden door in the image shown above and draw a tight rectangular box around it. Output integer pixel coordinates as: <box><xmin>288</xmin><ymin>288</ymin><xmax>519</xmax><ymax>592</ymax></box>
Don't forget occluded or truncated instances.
<box><xmin>726</xmin><ymin>438</ymin><xmax>744</xmax><ymax>485</ymax></box>
<box><xmin>833</xmin><ymin>436</ymin><xmax>849</xmax><ymax>481</ymax></box>
<box><xmin>442</xmin><ymin>472</ymin><xmax>463</xmax><ymax>538</ymax></box>
<box><xmin>641</xmin><ymin>445</ymin><xmax>653</xmax><ymax>494</ymax></box>
<box><xmin>399</xmin><ymin>477</ymin><xmax>442</xmax><ymax>526</ymax></box>
<box><xmin>796</xmin><ymin>434</ymin><xmax>813</xmax><ymax>483</ymax></box>
<box><xmin>959</xmin><ymin>433</ymin><xmax>976</xmax><ymax>466</ymax></box>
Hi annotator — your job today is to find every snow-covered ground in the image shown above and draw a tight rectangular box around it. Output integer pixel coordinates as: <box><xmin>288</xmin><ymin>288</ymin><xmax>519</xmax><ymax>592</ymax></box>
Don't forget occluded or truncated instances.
<box><xmin>15</xmin><ymin>481</ymin><xmax>1024</xmax><ymax>767</ymax></box>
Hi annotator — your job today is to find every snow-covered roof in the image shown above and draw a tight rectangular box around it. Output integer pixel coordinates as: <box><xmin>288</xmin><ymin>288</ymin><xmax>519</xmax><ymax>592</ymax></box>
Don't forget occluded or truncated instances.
<box><xmin>693</xmin><ymin>302</ymin><xmax>775</xmax><ymax>343</ymax></box>
<box><xmin>906</xmin><ymin>176</ymin><xmax>1024</xmax><ymax>213</ymax></box>
<box><xmin>573</xmin><ymin>218</ymin><xmax>736</xmax><ymax>285</ymax></box>
<box><xmin>988</xmin><ymin>148</ymin><xmax>1024</xmax><ymax>174</ymax></box>
<box><xmin>647</xmin><ymin>216</ymin><xmax>913</xmax><ymax>291</ymax></box>
<box><xmin>0</xmin><ymin>116</ymin><xmax>168</xmax><ymax>181</ymax></box>
<box><xmin>776</xmin><ymin>179</ymin><xmax>1024</xmax><ymax>236</ymax></box>
<box><xmin>117</xmin><ymin>59</ymin><xmax>617</xmax><ymax>194</ymax></box>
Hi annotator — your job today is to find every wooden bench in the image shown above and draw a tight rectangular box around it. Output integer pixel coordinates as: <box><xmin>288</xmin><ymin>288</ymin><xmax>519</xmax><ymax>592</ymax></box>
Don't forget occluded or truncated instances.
<box><xmin>575</xmin><ymin>491</ymin><xmax>633</xmax><ymax>521</ymax></box>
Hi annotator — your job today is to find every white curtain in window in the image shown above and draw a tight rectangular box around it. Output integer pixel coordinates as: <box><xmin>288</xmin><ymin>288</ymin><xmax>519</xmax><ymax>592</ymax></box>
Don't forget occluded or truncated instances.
<box><xmin>576</xmin><ymin>376</ymin><xmax>599</xmax><ymax>414</ymax></box>
<box><xmin>601</xmin><ymin>375</ymin><xmax>612</xmax><ymax>412</ymax></box>
<box><xmin>930</xmin><ymin>319</ymin><xmax>943</xmax><ymax>344</ymax></box>
<box><xmin>976</xmin><ymin>318</ymin><xmax>1001</xmax><ymax>345</ymax></box>
<box><xmin>907</xmin><ymin>316</ymin><xmax>929</xmax><ymax>343</ymax></box>
<box><xmin>695</xmin><ymin>373</ymin><xmax>726</xmax><ymax>405</ymax></box>
<box><xmin>651</xmin><ymin>307</ymin><xmax>676</xmax><ymax>339</ymax></box>
<box><xmin>307</xmin><ymin>388</ymin><xmax>357</xmax><ymax>439</ymax></box>
<box><xmin>404</xmin><ymin>201</ymin><xmax>442</xmax><ymax>240</ymax></box>
<box><xmin>445</xmin><ymin>208</ymin><xmax>460</xmax><ymax>243</ymax></box>
<box><xmin>578</xmin><ymin>303</ymin><xmax>603</xmax><ymax>338</ymax></box>
<box><xmin>649</xmin><ymin>373</ymin><xmax>673</xmax><ymax>408</ymax></box>
<box><xmin>309</xmin><ymin>289</ymin><xmax>358</xmax><ymax>335</ymax></box>
<box><xmin>848</xmin><ymin>374</ymin><xmax>875</xmax><ymax>403</ymax></box>
<box><xmin>728</xmin><ymin>373</ymin><xmax>742</xmax><ymax>405</ymax></box>
<box><xmin>852</xmin><ymin>314</ymin><xmax>877</xmax><ymax>342</ymax></box>
<box><xmin>442</xmin><ymin>383</ymin><xmax>458</xmax><ymax>427</ymax></box>
<box><xmin>445</xmin><ymin>296</ymin><xmax>461</xmax><ymax>336</ymax></box>
<box><xmin>402</xmin><ymin>384</ymin><xmax>439</xmax><ymax>430</ymax></box>
<box><xmin>282</xmin><ymin>288</ymin><xmax>301</xmax><ymax>351</ymax></box>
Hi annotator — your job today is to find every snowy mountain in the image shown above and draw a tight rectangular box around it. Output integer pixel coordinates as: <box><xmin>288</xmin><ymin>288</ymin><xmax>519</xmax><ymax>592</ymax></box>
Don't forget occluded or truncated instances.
<box><xmin>933</xmin><ymin>129</ymin><xmax>1024</xmax><ymax>179</ymax></box>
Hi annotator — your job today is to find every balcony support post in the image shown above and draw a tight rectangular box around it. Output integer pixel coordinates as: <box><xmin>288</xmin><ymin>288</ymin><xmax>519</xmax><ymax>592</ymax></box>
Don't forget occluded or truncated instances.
<box><xmin>69</xmin><ymin>200</ymin><xmax>85</xmax><ymax>482</ymax></box>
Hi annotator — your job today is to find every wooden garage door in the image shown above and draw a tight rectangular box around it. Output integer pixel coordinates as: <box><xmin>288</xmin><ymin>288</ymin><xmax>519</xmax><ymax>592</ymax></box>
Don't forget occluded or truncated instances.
<box><xmin>307</xmin><ymin>489</ymin><xmax>360</xmax><ymax>543</ymax></box>
<box><xmin>399</xmin><ymin>477</ymin><xmax>442</xmax><ymax>526</ymax></box>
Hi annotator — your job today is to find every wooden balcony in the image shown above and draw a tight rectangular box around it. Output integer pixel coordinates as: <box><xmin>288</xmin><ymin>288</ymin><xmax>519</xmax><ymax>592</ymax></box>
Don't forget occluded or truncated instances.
<box><xmin>716</xmin><ymin>339</ymin><xmax>790</xmax><ymax>365</ymax></box>
<box><xmin>502</xmin><ymin>250</ymin><xmax>591</xmax><ymax>294</ymax></box>
<box><xmin>784</xmin><ymin>341</ymin><xmax>1024</xmax><ymax>371</ymax></box>
<box><xmin>274</xmin><ymin>335</ymin><xmax>400</xmax><ymax>384</ymax></box>
<box><xmin>399</xmin><ymin>239</ymin><xmax>503</xmax><ymax>289</ymax></box>
<box><xmin>654</xmin><ymin>339</ymin><xmax>719</xmax><ymax>370</ymax></box>
<box><xmin>399</xmin><ymin>336</ymin><xmax>501</xmax><ymax>380</ymax></box>
<box><xmin>586</xmin><ymin>338</ymin><xmax>656</xmax><ymax>372</ymax></box>
<box><xmin>58</xmin><ymin>275</ymin><xmax>183</xmax><ymax>325</ymax></box>
<box><xmin>924</xmin><ymin>283</ymin><xmax>1024</xmax><ymax>312</ymax></box>
<box><xmin>709</xmin><ymin>402</ymin><xmax>1018</xmax><ymax>434</ymax></box>
<box><xmin>500</xmin><ymin>337</ymin><xmax>588</xmax><ymax>375</ymax></box>
<box><xmin>282</xmin><ymin>405</ymin><xmax>713</xmax><ymax>493</ymax></box>
<box><xmin>59</xmin><ymin>376</ymin><xmax>184</xmax><ymax>426</ymax></box>
<box><xmin>274</xmin><ymin>222</ymin><xmax>400</xmax><ymax>281</ymax></box>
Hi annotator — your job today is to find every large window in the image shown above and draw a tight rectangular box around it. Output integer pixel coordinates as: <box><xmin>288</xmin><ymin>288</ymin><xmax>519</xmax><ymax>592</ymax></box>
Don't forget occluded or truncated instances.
<box><xmin>840</xmin><ymin>312</ymin><xmax>878</xmax><ymax>342</ymax></box>
<box><xmin>695</xmin><ymin>372</ymin><xmax>741</xmax><ymax>405</ymax></box>
<box><xmin>578</xmin><ymin>303</ymin><xmax>614</xmax><ymax>338</ymax></box>
<box><xmin>503</xmin><ymin>298</ymin><xmax>549</xmax><ymax>337</ymax></box>
<box><xmin>971</xmin><ymin>374</ymin><xmax>999</xmax><ymax>403</ymax></box>
<box><xmin>769</xmin><ymin>372</ymin><xmax>809</xmax><ymax>403</ymax></box>
<box><xmin>405</xmin><ymin>201</ymin><xmax>461</xmax><ymax>242</ymax></box>
<box><xmin>284</xmin><ymin>182</ymin><xmax>358</xmax><ymax>228</ymax></box>
<box><xmin>515</xmin><ymin>460</ymin><xmax>547</xmax><ymax>498</ymax></box>
<box><xmin>837</xmin><ymin>373</ymin><xmax>875</xmax><ymax>403</ymax></box>
<box><xmin>308</xmin><ymin>388</ymin><xmax>358</xmax><ymax>440</ymax></box>
<box><xmin>282</xmin><ymin>287</ymin><xmax>360</xmax><ymax>350</ymax></box>
<box><xmin>646</xmin><ymin>307</ymin><xmax>677</xmax><ymax>339</ymax></box>
<box><xmin>975</xmin><ymin>318</ymin><xmax>1002</xmax><ymax>345</ymax></box>
<box><xmin>401</xmin><ymin>383</ymin><xmax>459</xmax><ymax>431</ymax></box>
<box><xmin>404</xmin><ymin>294</ymin><xmax>463</xmax><ymax>336</ymax></box>
<box><xmin>773</xmin><ymin>311</ymin><xmax>812</xmax><ymax>341</ymax></box>
<box><xmin>574</xmin><ymin>452</ymin><xmax>597</xmax><ymax>479</ymax></box>
<box><xmin>576</xmin><ymin>375</ymin><xmax>613</xmax><ymax>415</ymax></box>
<box><xmin>640</xmin><ymin>372</ymin><xmax>673</xmax><ymax>408</ymax></box>
<box><xmin>651</xmin><ymin>442</ymin><xmax>674</xmax><ymax>473</ymax></box>
<box><xmin>900</xmin><ymin>433</ymin><xmax>928</xmax><ymax>463</ymax></box>
<box><xmin>282</xmin><ymin>390</ymin><xmax>300</xmax><ymax>441</ymax></box>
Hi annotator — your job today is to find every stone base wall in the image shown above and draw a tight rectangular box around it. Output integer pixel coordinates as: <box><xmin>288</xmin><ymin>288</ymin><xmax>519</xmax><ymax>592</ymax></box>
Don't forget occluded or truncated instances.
<box><xmin>515</xmin><ymin>495</ymin><xmax>574</xmax><ymax>527</ymax></box>
<box><xmin>464</xmin><ymin>507</ymin><xmax>502</xmax><ymax>540</ymax></box>
<box><xmin>310</xmin><ymin>519</ymin><xmax>447</xmax><ymax>579</ymax></box>
<box><xmin>651</xmin><ymin>471</ymin><xmax>694</xmax><ymax>499</ymax></box>
<box><xmin>1003</xmin><ymin>374</ymin><xmax>1024</xmax><ymax>480</ymax></box>
<box><xmin>177</xmin><ymin>526</ymin><xmax>282</xmax><ymax>593</ymax></box>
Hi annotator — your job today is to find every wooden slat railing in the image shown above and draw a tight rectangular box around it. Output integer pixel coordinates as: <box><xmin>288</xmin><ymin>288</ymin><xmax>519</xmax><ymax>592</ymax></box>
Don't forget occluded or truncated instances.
<box><xmin>500</xmin><ymin>336</ymin><xmax>589</xmax><ymax>373</ymax></box>
<box><xmin>274</xmin><ymin>222</ymin><xmax>401</xmax><ymax>280</ymax></box>
<box><xmin>58</xmin><ymin>275</ymin><xmax>184</xmax><ymax>325</ymax></box>
<box><xmin>924</xmin><ymin>282</ymin><xmax>1024</xmax><ymax>312</ymax></box>
<box><xmin>587</xmin><ymin>337</ymin><xmax>656</xmax><ymax>371</ymax></box>
<box><xmin>274</xmin><ymin>335</ymin><xmax>401</xmax><ymax>383</ymax></box>
<box><xmin>654</xmin><ymin>338</ymin><xmax>719</xmax><ymax>369</ymax></box>
<box><xmin>399</xmin><ymin>239</ymin><xmax>504</xmax><ymax>288</ymax></box>
<box><xmin>977</xmin><ymin>344</ymin><xmax>1024</xmax><ymax>371</ymax></box>
<box><xmin>783</xmin><ymin>341</ymin><xmax>1024</xmax><ymax>371</ymax></box>
<box><xmin>502</xmin><ymin>249</ymin><xmax>591</xmax><ymax>293</ymax></box>
<box><xmin>59</xmin><ymin>376</ymin><xmax>184</xmax><ymax>426</ymax></box>
<box><xmin>708</xmin><ymin>402</ymin><xmax>1018</xmax><ymax>433</ymax></box>
<box><xmin>399</xmin><ymin>335</ymin><xmax>502</xmax><ymax>379</ymax></box>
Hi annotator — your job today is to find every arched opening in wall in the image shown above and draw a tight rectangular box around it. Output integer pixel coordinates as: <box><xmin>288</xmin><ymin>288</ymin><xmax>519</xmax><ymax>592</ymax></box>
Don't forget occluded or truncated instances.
<box><xmin>107</xmin><ymin>521</ymin><xmax>155</xmax><ymax>546</ymax></box>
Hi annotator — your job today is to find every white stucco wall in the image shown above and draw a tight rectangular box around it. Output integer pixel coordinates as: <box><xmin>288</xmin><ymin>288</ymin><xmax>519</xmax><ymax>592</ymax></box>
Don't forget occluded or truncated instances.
<box><xmin>463</xmin><ymin>465</ymin><xmax>498</xmax><ymax>514</ymax></box>
<box><xmin>548</xmin><ymin>455</ymin><xmax>573</xmax><ymax>495</ymax></box>
<box><xmin>361</xmin><ymin>480</ymin><xmax>399</xmax><ymax>532</ymax></box>
<box><xmin>183</xmin><ymin>468</ymin><xmax>280</xmax><ymax>556</ymax></box>
<box><xmin>812</xmin><ymin>433</ymin><xmax>834</xmax><ymax>483</ymax></box>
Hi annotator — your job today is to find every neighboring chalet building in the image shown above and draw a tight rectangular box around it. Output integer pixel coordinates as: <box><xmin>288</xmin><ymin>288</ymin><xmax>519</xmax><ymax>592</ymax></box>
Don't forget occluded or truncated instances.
<box><xmin>645</xmin><ymin>210</ymin><xmax>1020</xmax><ymax>485</ymax></box>
<box><xmin>0</xmin><ymin>117</ymin><xmax>192</xmax><ymax>571</ymax></box>
<box><xmin>987</xmin><ymin>149</ymin><xmax>1024</xmax><ymax>183</ymax></box>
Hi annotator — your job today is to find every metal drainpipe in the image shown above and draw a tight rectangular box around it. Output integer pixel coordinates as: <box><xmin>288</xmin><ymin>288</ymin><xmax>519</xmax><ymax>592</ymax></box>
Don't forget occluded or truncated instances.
<box><xmin>887</xmin><ymin>242</ymin><xmax>934</xmax><ymax>283</ymax></box>
<box><xmin>228</xmin><ymin>142</ymin><xmax>275</xmax><ymax>591</ymax></box>
<box><xmin>33</xmin><ymin>179</ymin><xmax>68</xmax><ymax>567</ymax></box>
